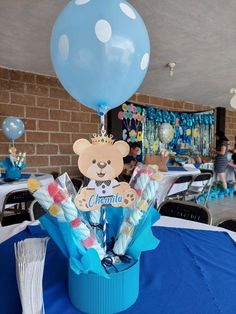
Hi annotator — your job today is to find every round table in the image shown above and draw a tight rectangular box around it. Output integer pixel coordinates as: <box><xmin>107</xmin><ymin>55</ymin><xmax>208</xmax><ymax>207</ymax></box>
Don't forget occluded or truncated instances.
<box><xmin>1</xmin><ymin>218</ymin><xmax>236</xmax><ymax>314</ymax></box>
<box><xmin>0</xmin><ymin>173</ymin><xmax>53</xmax><ymax>211</ymax></box>
<box><xmin>156</xmin><ymin>166</ymin><xmax>201</xmax><ymax>207</ymax></box>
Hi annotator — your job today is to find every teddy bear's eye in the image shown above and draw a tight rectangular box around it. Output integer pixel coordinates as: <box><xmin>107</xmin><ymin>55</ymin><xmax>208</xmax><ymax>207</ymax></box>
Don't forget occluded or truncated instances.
<box><xmin>107</xmin><ymin>160</ymin><xmax>111</xmax><ymax>164</ymax></box>
<box><xmin>92</xmin><ymin>159</ymin><xmax>96</xmax><ymax>164</ymax></box>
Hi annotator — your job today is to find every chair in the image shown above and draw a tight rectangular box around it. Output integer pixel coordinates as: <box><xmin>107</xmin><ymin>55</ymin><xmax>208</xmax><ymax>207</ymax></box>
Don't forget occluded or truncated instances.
<box><xmin>184</xmin><ymin>172</ymin><xmax>213</xmax><ymax>206</ymax></box>
<box><xmin>165</xmin><ymin>175</ymin><xmax>193</xmax><ymax>200</ymax></box>
<box><xmin>51</xmin><ymin>171</ymin><xmax>59</xmax><ymax>179</ymax></box>
<box><xmin>158</xmin><ymin>200</ymin><xmax>212</xmax><ymax>224</ymax></box>
<box><xmin>1</xmin><ymin>189</ymin><xmax>35</xmax><ymax>226</ymax></box>
<box><xmin>216</xmin><ymin>218</ymin><xmax>236</xmax><ymax>232</ymax></box>
<box><xmin>29</xmin><ymin>200</ymin><xmax>46</xmax><ymax>221</ymax></box>
<box><xmin>200</xmin><ymin>169</ymin><xmax>214</xmax><ymax>176</ymax></box>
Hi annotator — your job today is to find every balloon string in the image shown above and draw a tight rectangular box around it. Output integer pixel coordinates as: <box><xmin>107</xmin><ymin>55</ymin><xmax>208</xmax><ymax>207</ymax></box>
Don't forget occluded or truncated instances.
<box><xmin>100</xmin><ymin>114</ymin><xmax>105</xmax><ymax>132</ymax></box>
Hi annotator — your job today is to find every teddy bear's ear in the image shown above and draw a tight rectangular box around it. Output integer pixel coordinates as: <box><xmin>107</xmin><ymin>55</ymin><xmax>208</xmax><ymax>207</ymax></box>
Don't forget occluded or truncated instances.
<box><xmin>73</xmin><ymin>139</ymin><xmax>91</xmax><ymax>156</ymax></box>
<box><xmin>113</xmin><ymin>140</ymin><xmax>130</xmax><ymax>157</ymax></box>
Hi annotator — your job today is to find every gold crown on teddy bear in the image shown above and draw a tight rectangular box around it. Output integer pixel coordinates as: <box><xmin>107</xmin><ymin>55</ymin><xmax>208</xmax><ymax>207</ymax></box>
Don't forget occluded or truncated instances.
<box><xmin>92</xmin><ymin>129</ymin><xmax>114</xmax><ymax>145</ymax></box>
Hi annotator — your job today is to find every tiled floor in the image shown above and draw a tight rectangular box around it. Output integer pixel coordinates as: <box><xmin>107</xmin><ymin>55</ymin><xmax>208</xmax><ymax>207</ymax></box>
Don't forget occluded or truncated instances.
<box><xmin>208</xmin><ymin>196</ymin><xmax>236</xmax><ymax>225</ymax></box>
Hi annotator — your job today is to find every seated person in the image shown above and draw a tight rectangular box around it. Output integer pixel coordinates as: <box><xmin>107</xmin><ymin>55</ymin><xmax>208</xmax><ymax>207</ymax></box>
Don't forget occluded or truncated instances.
<box><xmin>122</xmin><ymin>142</ymin><xmax>141</xmax><ymax>179</ymax></box>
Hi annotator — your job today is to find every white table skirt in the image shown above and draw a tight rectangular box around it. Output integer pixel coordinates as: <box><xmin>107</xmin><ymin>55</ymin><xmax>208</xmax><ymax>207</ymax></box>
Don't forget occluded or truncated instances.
<box><xmin>1</xmin><ymin>216</ymin><xmax>236</xmax><ymax>245</ymax></box>
<box><xmin>0</xmin><ymin>220</ymin><xmax>40</xmax><ymax>244</ymax></box>
<box><xmin>154</xmin><ymin>216</ymin><xmax>236</xmax><ymax>242</ymax></box>
<box><xmin>0</xmin><ymin>173</ymin><xmax>53</xmax><ymax>211</ymax></box>
<box><xmin>156</xmin><ymin>166</ymin><xmax>201</xmax><ymax>207</ymax></box>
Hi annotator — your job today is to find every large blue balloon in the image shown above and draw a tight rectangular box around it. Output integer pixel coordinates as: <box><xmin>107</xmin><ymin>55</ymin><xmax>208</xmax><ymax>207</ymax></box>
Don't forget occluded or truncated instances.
<box><xmin>2</xmin><ymin>117</ymin><xmax>25</xmax><ymax>141</ymax></box>
<box><xmin>51</xmin><ymin>0</ymin><xmax>150</xmax><ymax>114</ymax></box>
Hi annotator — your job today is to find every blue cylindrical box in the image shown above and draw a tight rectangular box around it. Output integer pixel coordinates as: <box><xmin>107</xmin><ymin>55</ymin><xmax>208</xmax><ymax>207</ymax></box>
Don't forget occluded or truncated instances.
<box><xmin>68</xmin><ymin>260</ymin><xmax>140</xmax><ymax>314</ymax></box>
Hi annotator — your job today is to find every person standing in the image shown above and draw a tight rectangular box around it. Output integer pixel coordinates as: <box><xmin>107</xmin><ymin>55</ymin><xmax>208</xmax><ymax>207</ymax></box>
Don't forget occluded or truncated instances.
<box><xmin>213</xmin><ymin>131</ymin><xmax>229</xmax><ymax>190</ymax></box>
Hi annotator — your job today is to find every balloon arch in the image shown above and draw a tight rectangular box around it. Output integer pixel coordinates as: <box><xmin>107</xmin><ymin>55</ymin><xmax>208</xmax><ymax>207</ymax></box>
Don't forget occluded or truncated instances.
<box><xmin>116</xmin><ymin>102</ymin><xmax>215</xmax><ymax>158</ymax></box>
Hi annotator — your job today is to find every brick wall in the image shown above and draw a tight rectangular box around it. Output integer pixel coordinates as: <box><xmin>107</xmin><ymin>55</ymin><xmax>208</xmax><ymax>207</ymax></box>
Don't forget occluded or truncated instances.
<box><xmin>130</xmin><ymin>93</ymin><xmax>214</xmax><ymax>112</ymax></box>
<box><xmin>0</xmin><ymin>66</ymin><xmax>235</xmax><ymax>177</ymax></box>
<box><xmin>0</xmin><ymin>67</ymin><xmax>99</xmax><ymax>177</ymax></box>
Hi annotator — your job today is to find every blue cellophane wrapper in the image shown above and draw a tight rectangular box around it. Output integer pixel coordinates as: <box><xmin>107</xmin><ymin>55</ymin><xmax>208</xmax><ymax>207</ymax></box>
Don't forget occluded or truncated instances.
<box><xmin>39</xmin><ymin>204</ymin><xmax>160</xmax><ymax>278</ymax></box>
<box><xmin>39</xmin><ymin>201</ymin><xmax>160</xmax><ymax>313</ymax></box>
<box><xmin>68</xmin><ymin>205</ymin><xmax>160</xmax><ymax>313</ymax></box>
<box><xmin>39</xmin><ymin>213</ymin><xmax>108</xmax><ymax>278</ymax></box>
<box><xmin>106</xmin><ymin>204</ymin><xmax>160</xmax><ymax>258</ymax></box>
<box><xmin>0</xmin><ymin>157</ymin><xmax>26</xmax><ymax>179</ymax></box>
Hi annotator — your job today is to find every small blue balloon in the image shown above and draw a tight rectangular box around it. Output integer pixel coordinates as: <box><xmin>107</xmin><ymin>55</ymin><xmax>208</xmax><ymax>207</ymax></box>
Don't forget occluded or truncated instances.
<box><xmin>51</xmin><ymin>0</ymin><xmax>150</xmax><ymax>114</ymax></box>
<box><xmin>2</xmin><ymin>117</ymin><xmax>25</xmax><ymax>141</ymax></box>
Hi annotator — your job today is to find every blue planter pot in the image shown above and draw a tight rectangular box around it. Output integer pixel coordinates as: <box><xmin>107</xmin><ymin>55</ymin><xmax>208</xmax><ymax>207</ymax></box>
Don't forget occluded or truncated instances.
<box><xmin>68</xmin><ymin>260</ymin><xmax>140</xmax><ymax>314</ymax></box>
<box><xmin>6</xmin><ymin>167</ymin><xmax>21</xmax><ymax>179</ymax></box>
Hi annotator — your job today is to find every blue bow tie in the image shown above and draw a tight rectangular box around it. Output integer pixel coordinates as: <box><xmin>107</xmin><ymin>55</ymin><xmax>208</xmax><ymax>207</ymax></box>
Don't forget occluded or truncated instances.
<box><xmin>95</xmin><ymin>180</ymin><xmax>111</xmax><ymax>187</ymax></box>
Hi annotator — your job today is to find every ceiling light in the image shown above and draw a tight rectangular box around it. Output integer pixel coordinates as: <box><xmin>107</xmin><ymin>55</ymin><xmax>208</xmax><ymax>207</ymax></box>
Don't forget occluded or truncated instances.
<box><xmin>230</xmin><ymin>88</ymin><xmax>236</xmax><ymax>109</ymax></box>
<box><xmin>167</xmin><ymin>62</ymin><xmax>176</xmax><ymax>77</ymax></box>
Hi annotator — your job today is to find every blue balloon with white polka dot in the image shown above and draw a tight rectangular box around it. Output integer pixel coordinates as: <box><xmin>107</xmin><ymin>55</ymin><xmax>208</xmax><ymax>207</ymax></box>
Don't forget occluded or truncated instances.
<box><xmin>51</xmin><ymin>0</ymin><xmax>150</xmax><ymax>114</ymax></box>
<box><xmin>2</xmin><ymin>116</ymin><xmax>25</xmax><ymax>141</ymax></box>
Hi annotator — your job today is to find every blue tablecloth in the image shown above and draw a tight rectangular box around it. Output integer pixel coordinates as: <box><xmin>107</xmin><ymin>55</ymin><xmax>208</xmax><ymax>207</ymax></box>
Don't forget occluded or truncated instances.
<box><xmin>0</xmin><ymin>173</ymin><xmax>44</xmax><ymax>185</ymax></box>
<box><xmin>167</xmin><ymin>166</ymin><xmax>187</xmax><ymax>172</ymax></box>
<box><xmin>1</xmin><ymin>225</ymin><xmax>236</xmax><ymax>314</ymax></box>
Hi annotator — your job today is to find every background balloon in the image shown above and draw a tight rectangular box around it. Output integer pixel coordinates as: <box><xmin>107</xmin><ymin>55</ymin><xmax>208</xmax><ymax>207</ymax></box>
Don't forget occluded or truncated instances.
<box><xmin>51</xmin><ymin>0</ymin><xmax>150</xmax><ymax>114</ymax></box>
<box><xmin>159</xmin><ymin>123</ymin><xmax>174</xmax><ymax>144</ymax></box>
<box><xmin>2</xmin><ymin>117</ymin><xmax>25</xmax><ymax>141</ymax></box>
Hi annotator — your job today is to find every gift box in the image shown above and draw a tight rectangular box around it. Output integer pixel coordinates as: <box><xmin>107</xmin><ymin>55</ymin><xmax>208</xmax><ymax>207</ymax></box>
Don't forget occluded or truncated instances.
<box><xmin>144</xmin><ymin>154</ymin><xmax>169</xmax><ymax>172</ymax></box>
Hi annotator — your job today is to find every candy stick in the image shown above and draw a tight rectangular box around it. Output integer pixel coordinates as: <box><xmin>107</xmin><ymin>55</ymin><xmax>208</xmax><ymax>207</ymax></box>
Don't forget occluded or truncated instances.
<box><xmin>113</xmin><ymin>167</ymin><xmax>160</xmax><ymax>256</ymax></box>
<box><xmin>90</xmin><ymin>209</ymin><xmax>101</xmax><ymax>226</ymax></box>
<box><xmin>132</xmin><ymin>173</ymin><xmax>150</xmax><ymax>196</ymax></box>
<box><xmin>16</xmin><ymin>152</ymin><xmax>22</xmax><ymax>166</ymax></box>
<box><xmin>28</xmin><ymin>179</ymin><xmax>55</xmax><ymax>210</ymax></box>
<box><xmin>28</xmin><ymin>179</ymin><xmax>90</xmax><ymax>258</ymax></box>
<box><xmin>48</xmin><ymin>182</ymin><xmax>105</xmax><ymax>259</ymax></box>
<box><xmin>101</xmin><ymin>206</ymin><xmax>107</xmax><ymax>253</ymax></box>
<box><xmin>18</xmin><ymin>152</ymin><xmax>26</xmax><ymax>168</ymax></box>
<box><xmin>28</xmin><ymin>180</ymin><xmax>87</xmax><ymax>250</ymax></box>
<box><xmin>28</xmin><ymin>179</ymin><xmax>69</xmax><ymax>224</ymax></box>
<box><xmin>112</xmin><ymin>221</ymin><xmax>134</xmax><ymax>256</ymax></box>
<box><xmin>89</xmin><ymin>208</ymin><xmax>103</xmax><ymax>246</ymax></box>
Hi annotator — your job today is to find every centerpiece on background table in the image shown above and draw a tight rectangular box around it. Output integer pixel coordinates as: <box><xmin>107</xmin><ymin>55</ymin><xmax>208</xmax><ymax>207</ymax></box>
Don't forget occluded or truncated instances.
<box><xmin>0</xmin><ymin>117</ymin><xmax>26</xmax><ymax>180</ymax></box>
<box><xmin>27</xmin><ymin>0</ymin><xmax>163</xmax><ymax>313</ymax></box>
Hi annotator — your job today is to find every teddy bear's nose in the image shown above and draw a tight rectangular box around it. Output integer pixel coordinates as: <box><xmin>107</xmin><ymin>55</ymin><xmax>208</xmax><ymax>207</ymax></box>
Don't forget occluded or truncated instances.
<box><xmin>97</xmin><ymin>161</ymin><xmax>107</xmax><ymax>169</ymax></box>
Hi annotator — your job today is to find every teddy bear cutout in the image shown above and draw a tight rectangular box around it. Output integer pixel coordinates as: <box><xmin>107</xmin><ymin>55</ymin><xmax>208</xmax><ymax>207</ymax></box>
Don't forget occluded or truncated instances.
<box><xmin>73</xmin><ymin>131</ymin><xmax>137</xmax><ymax>211</ymax></box>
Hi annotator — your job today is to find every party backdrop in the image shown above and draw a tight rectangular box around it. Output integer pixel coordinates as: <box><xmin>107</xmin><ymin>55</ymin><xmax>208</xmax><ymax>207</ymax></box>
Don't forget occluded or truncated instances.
<box><xmin>108</xmin><ymin>102</ymin><xmax>215</xmax><ymax>159</ymax></box>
